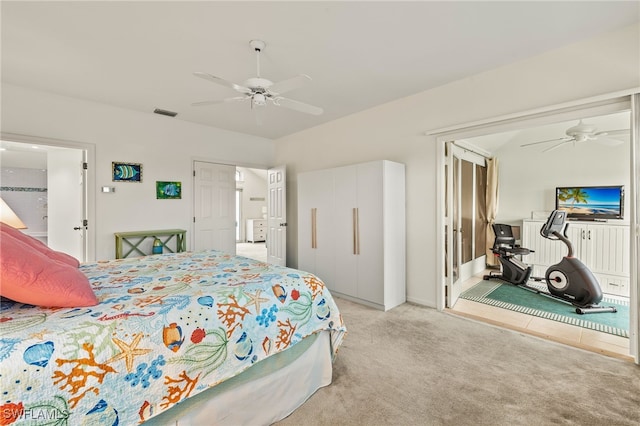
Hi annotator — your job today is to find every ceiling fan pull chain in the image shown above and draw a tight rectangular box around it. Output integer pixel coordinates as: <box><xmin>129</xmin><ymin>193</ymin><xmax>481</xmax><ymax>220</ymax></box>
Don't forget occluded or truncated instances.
<box><xmin>256</xmin><ymin>47</ymin><xmax>261</xmax><ymax>78</ymax></box>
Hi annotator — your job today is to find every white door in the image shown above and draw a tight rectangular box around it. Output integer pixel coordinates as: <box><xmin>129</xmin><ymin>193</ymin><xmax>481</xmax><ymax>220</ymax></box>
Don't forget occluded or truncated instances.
<box><xmin>355</xmin><ymin>162</ymin><xmax>384</xmax><ymax>305</ymax></box>
<box><xmin>446</xmin><ymin>144</ymin><xmax>488</xmax><ymax>307</ymax></box>
<box><xmin>267</xmin><ymin>166</ymin><xmax>286</xmax><ymax>265</ymax></box>
<box><xmin>297</xmin><ymin>169</ymin><xmax>335</xmax><ymax>284</ymax></box>
<box><xmin>333</xmin><ymin>165</ymin><xmax>359</xmax><ymax>297</ymax></box>
<box><xmin>194</xmin><ymin>161</ymin><xmax>236</xmax><ymax>254</ymax></box>
<box><xmin>47</xmin><ymin>147</ymin><xmax>86</xmax><ymax>261</ymax></box>
<box><xmin>446</xmin><ymin>143</ymin><xmax>464</xmax><ymax>307</ymax></box>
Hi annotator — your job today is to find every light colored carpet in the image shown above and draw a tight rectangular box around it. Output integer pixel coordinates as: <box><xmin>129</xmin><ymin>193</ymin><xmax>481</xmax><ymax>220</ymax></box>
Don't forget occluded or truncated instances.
<box><xmin>278</xmin><ymin>298</ymin><xmax>640</xmax><ymax>425</ymax></box>
<box><xmin>236</xmin><ymin>242</ymin><xmax>267</xmax><ymax>262</ymax></box>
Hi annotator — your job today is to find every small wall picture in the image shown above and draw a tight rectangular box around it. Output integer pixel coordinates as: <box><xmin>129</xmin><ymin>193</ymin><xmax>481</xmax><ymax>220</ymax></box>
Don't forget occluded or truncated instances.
<box><xmin>156</xmin><ymin>181</ymin><xmax>182</xmax><ymax>199</ymax></box>
<box><xmin>112</xmin><ymin>162</ymin><xmax>142</xmax><ymax>182</ymax></box>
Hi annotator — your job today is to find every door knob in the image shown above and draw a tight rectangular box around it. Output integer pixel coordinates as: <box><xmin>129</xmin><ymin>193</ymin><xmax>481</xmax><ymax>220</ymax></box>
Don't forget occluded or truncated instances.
<box><xmin>73</xmin><ymin>227</ymin><xmax>82</xmax><ymax>230</ymax></box>
<box><xmin>279</xmin><ymin>222</ymin><xmax>288</xmax><ymax>227</ymax></box>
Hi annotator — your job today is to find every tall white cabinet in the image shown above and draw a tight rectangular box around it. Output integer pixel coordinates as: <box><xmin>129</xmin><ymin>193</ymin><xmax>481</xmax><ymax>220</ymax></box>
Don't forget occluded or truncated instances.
<box><xmin>298</xmin><ymin>160</ymin><xmax>406</xmax><ymax>311</ymax></box>
<box><xmin>522</xmin><ymin>219</ymin><xmax>630</xmax><ymax>297</ymax></box>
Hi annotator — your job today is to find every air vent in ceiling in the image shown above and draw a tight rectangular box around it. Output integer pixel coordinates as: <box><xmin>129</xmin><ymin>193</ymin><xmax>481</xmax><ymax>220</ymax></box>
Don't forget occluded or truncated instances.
<box><xmin>153</xmin><ymin>108</ymin><xmax>178</xmax><ymax>117</ymax></box>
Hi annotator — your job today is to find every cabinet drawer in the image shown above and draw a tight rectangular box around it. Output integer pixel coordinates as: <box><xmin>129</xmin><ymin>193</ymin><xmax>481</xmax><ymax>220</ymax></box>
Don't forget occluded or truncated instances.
<box><xmin>596</xmin><ymin>274</ymin><xmax>629</xmax><ymax>297</ymax></box>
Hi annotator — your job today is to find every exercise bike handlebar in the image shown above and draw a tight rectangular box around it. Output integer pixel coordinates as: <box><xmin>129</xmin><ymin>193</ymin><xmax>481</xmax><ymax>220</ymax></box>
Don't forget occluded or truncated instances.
<box><xmin>550</xmin><ymin>230</ymin><xmax>574</xmax><ymax>258</ymax></box>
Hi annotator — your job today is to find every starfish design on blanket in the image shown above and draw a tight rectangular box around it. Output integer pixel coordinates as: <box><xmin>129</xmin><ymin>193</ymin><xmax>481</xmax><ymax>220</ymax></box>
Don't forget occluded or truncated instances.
<box><xmin>107</xmin><ymin>333</ymin><xmax>152</xmax><ymax>373</ymax></box>
<box><xmin>243</xmin><ymin>289</ymin><xmax>270</xmax><ymax>314</ymax></box>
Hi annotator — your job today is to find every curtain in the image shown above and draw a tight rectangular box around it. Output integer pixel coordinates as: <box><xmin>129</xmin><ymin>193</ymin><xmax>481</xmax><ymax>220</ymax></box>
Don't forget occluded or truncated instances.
<box><xmin>485</xmin><ymin>157</ymin><xmax>499</xmax><ymax>267</ymax></box>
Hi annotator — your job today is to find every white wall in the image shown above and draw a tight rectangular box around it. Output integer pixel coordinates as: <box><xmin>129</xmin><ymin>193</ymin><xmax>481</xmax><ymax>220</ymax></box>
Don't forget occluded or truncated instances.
<box><xmin>274</xmin><ymin>24</ymin><xmax>640</xmax><ymax>308</ymax></box>
<box><xmin>489</xmin><ymin>112</ymin><xmax>631</xmax><ymax>226</ymax></box>
<box><xmin>1</xmin><ymin>84</ymin><xmax>275</xmax><ymax>260</ymax></box>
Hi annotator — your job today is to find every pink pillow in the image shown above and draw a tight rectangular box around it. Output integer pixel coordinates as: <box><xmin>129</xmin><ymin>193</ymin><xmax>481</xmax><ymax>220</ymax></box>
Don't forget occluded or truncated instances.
<box><xmin>0</xmin><ymin>222</ymin><xmax>79</xmax><ymax>267</ymax></box>
<box><xmin>0</xmin><ymin>231</ymin><xmax>97</xmax><ymax>307</ymax></box>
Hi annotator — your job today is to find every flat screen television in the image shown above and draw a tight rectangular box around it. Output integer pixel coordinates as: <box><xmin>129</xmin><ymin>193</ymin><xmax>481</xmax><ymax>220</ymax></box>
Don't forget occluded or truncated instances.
<box><xmin>555</xmin><ymin>185</ymin><xmax>624</xmax><ymax>220</ymax></box>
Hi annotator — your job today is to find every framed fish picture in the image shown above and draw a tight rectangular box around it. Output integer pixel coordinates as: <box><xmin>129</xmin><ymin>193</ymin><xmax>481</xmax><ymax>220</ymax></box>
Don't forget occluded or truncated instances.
<box><xmin>112</xmin><ymin>162</ymin><xmax>142</xmax><ymax>182</ymax></box>
<box><xmin>156</xmin><ymin>181</ymin><xmax>182</xmax><ymax>199</ymax></box>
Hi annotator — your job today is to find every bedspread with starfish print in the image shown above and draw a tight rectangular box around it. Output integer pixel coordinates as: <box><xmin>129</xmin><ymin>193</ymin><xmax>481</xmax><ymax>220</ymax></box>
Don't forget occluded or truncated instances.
<box><xmin>0</xmin><ymin>250</ymin><xmax>346</xmax><ymax>425</ymax></box>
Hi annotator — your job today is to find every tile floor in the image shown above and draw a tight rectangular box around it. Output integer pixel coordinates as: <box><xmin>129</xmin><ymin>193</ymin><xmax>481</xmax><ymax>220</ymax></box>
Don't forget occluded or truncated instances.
<box><xmin>447</xmin><ymin>271</ymin><xmax>632</xmax><ymax>361</ymax></box>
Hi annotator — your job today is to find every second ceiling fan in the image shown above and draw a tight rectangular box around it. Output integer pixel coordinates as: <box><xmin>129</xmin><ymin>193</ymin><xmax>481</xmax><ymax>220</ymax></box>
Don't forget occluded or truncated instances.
<box><xmin>520</xmin><ymin>119</ymin><xmax>628</xmax><ymax>152</ymax></box>
<box><xmin>192</xmin><ymin>40</ymin><xmax>323</xmax><ymax>116</ymax></box>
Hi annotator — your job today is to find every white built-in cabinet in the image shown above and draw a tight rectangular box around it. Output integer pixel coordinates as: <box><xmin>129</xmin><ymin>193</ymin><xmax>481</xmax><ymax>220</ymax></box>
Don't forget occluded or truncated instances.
<box><xmin>522</xmin><ymin>219</ymin><xmax>630</xmax><ymax>297</ymax></box>
<box><xmin>298</xmin><ymin>160</ymin><xmax>406</xmax><ymax>311</ymax></box>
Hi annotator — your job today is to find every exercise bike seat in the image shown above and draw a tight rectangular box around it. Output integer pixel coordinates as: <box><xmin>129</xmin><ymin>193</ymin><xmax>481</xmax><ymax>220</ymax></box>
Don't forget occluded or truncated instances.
<box><xmin>491</xmin><ymin>224</ymin><xmax>534</xmax><ymax>257</ymax></box>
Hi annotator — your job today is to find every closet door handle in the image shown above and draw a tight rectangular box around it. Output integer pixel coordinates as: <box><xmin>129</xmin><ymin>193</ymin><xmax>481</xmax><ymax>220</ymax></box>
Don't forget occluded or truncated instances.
<box><xmin>311</xmin><ymin>208</ymin><xmax>317</xmax><ymax>249</ymax></box>
<box><xmin>353</xmin><ymin>208</ymin><xmax>360</xmax><ymax>255</ymax></box>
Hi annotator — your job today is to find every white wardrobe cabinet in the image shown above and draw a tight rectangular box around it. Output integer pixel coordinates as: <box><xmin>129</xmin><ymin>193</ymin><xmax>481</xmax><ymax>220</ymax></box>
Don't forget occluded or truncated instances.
<box><xmin>522</xmin><ymin>220</ymin><xmax>630</xmax><ymax>297</ymax></box>
<box><xmin>298</xmin><ymin>160</ymin><xmax>405</xmax><ymax>311</ymax></box>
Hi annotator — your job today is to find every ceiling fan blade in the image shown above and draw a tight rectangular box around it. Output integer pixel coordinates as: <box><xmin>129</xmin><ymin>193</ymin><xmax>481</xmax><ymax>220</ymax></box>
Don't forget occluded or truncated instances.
<box><xmin>191</xmin><ymin>96</ymin><xmax>248</xmax><ymax>107</ymax></box>
<box><xmin>269</xmin><ymin>74</ymin><xmax>312</xmax><ymax>95</ymax></box>
<box><xmin>595</xmin><ymin>137</ymin><xmax>625</xmax><ymax>146</ymax></box>
<box><xmin>542</xmin><ymin>140</ymin><xmax>572</xmax><ymax>153</ymax></box>
<box><xmin>273</xmin><ymin>97</ymin><xmax>323</xmax><ymax>115</ymax></box>
<box><xmin>520</xmin><ymin>137</ymin><xmax>568</xmax><ymax>148</ymax></box>
<box><xmin>596</xmin><ymin>128</ymin><xmax>629</xmax><ymax>137</ymax></box>
<box><xmin>193</xmin><ymin>72</ymin><xmax>252</xmax><ymax>94</ymax></box>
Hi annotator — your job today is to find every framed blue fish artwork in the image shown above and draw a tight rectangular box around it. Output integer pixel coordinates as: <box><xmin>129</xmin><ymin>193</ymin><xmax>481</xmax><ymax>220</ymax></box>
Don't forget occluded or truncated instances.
<box><xmin>112</xmin><ymin>162</ymin><xmax>142</xmax><ymax>182</ymax></box>
<box><xmin>156</xmin><ymin>181</ymin><xmax>182</xmax><ymax>199</ymax></box>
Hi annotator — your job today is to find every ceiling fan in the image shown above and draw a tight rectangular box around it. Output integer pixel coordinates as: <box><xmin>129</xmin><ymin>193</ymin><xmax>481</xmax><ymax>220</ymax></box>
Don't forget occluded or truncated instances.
<box><xmin>191</xmin><ymin>40</ymin><xmax>323</xmax><ymax>117</ymax></box>
<box><xmin>520</xmin><ymin>119</ymin><xmax>628</xmax><ymax>152</ymax></box>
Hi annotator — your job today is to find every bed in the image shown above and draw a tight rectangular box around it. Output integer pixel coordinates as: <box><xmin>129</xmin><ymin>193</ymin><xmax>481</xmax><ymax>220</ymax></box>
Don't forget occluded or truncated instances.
<box><xmin>0</xmin><ymin>243</ymin><xmax>346</xmax><ymax>425</ymax></box>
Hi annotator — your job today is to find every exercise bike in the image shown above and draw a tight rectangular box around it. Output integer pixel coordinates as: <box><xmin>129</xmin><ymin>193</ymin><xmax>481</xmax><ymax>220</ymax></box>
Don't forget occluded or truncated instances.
<box><xmin>484</xmin><ymin>210</ymin><xmax>616</xmax><ymax>315</ymax></box>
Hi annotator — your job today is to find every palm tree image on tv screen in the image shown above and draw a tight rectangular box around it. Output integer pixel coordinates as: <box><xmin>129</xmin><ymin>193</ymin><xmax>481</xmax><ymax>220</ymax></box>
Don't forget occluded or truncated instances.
<box><xmin>556</xmin><ymin>186</ymin><xmax>624</xmax><ymax>220</ymax></box>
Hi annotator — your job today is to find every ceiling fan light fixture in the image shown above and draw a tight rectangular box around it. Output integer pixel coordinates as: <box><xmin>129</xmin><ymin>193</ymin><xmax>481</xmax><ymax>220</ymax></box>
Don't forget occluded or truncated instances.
<box><xmin>252</xmin><ymin>93</ymin><xmax>266</xmax><ymax>106</ymax></box>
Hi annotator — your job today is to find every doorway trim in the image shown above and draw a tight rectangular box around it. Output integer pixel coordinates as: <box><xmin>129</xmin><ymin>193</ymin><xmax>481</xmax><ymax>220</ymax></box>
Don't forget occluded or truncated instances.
<box><xmin>430</xmin><ymin>89</ymin><xmax>639</xmax><ymax>363</ymax></box>
<box><xmin>1</xmin><ymin>132</ymin><xmax>96</xmax><ymax>261</ymax></box>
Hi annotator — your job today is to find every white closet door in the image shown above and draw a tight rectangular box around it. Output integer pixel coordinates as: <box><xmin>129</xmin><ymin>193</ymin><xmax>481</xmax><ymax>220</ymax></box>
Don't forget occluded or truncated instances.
<box><xmin>314</xmin><ymin>170</ymin><xmax>336</xmax><ymax>287</ymax></box>
<box><xmin>333</xmin><ymin>165</ymin><xmax>358</xmax><ymax>297</ymax></box>
<box><xmin>355</xmin><ymin>162</ymin><xmax>384</xmax><ymax>305</ymax></box>
<box><xmin>298</xmin><ymin>169</ymin><xmax>335</xmax><ymax>287</ymax></box>
<box><xmin>297</xmin><ymin>172</ymin><xmax>315</xmax><ymax>272</ymax></box>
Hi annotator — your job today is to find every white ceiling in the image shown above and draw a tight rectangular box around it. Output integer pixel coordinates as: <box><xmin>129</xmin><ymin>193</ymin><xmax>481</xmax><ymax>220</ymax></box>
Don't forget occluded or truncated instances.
<box><xmin>463</xmin><ymin>110</ymin><xmax>631</xmax><ymax>154</ymax></box>
<box><xmin>2</xmin><ymin>1</ymin><xmax>638</xmax><ymax>140</ymax></box>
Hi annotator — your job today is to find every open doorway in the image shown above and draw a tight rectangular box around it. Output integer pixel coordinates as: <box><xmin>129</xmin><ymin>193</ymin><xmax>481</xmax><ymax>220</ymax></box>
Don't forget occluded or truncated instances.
<box><xmin>440</xmin><ymin>107</ymin><xmax>635</xmax><ymax>360</ymax></box>
<box><xmin>193</xmin><ymin>162</ymin><xmax>286</xmax><ymax>265</ymax></box>
<box><xmin>235</xmin><ymin>167</ymin><xmax>268</xmax><ymax>262</ymax></box>
<box><xmin>0</xmin><ymin>138</ymin><xmax>90</xmax><ymax>262</ymax></box>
